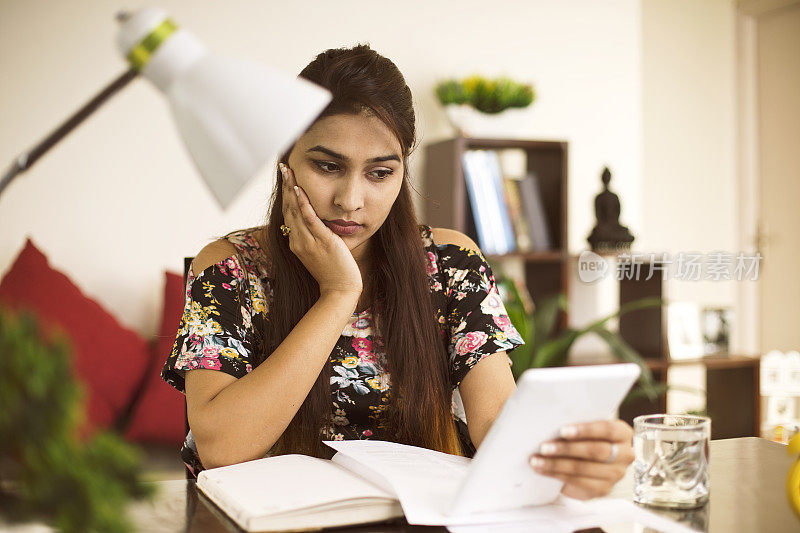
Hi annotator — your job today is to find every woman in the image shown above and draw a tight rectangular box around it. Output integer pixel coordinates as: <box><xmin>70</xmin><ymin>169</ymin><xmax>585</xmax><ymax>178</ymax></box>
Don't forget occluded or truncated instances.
<box><xmin>161</xmin><ymin>44</ymin><xmax>634</xmax><ymax>500</ymax></box>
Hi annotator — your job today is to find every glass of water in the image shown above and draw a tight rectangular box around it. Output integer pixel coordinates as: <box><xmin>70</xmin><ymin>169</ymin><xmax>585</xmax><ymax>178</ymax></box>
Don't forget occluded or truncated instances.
<box><xmin>633</xmin><ymin>414</ymin><xmax>711</xmax><ymax>509</ymax></box>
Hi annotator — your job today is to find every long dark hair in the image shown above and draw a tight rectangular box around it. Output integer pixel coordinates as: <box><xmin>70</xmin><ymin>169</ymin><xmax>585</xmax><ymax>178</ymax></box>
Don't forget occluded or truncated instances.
<box><xmin>232</xmin><ymin>44</ymin><xmax>461</xmax><ymax>457</ymax></box>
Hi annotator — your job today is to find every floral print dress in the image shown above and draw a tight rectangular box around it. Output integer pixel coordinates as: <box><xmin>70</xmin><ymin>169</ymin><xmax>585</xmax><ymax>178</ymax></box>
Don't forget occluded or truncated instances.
<box><xmin>161</xmin><ymin>225</ymin><xmax>524</xmax><ymax>477</ymax></box>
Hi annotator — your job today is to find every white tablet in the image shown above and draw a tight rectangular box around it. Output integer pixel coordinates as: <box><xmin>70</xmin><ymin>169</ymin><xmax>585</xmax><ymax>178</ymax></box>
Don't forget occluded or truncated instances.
<box><xmin>449</xmin><ymin>363</ymin><xmax>641</xmax><ymax>516</ymax></box>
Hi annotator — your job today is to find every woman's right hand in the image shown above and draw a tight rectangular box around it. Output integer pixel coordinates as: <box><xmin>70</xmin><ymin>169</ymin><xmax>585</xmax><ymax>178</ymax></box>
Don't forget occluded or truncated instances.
<box><xmin>279</xmin><ymin>162</ymin><xmax>363</xmax><ymax>298</ymax></box>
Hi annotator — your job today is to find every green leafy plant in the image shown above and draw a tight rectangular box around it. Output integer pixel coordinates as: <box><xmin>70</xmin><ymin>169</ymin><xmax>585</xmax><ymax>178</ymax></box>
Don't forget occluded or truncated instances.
<box><xmin>0</xmin><ymin>306</ymin><xmax>154</xmax><ymax>532</ymax></box>
<box><xmin>435</xmin><ymin>75</ymin><xmax>535</xmax><ymax>114</ymax></box>
<box><xmin>497</xmin><ymin>278</ymin><xmax>664</xmax><ymax>402</ymax></box>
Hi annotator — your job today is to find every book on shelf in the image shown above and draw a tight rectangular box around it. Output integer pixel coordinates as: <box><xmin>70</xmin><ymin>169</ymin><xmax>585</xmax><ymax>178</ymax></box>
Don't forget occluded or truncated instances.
<box><xmin>461</xmin><ymin>150</ymin><xmax>495</xmax><ymax>254</ymax></box>
<box><xmin>518</xmin><ymin>172</ymin><xmax>552</xmax><ymax>251</ymax></box>
<box><xmin>481</xmin><ymin>150</ymin><xmax>517</xmax><ymax>254</ymax></box>
<box><xmin>502</xmin><ymin>178</ymin><xmax>533</xmax><ymax>252</ymax></box>
<box><xmin>497</xmin><ymin>147</ymin><xmax>536</xmax><ymax>253</ymax></box>
<box><xmin>462</xmin><ymin>149</ymin><xmax>517</xmax><ymax>255</ymax></box>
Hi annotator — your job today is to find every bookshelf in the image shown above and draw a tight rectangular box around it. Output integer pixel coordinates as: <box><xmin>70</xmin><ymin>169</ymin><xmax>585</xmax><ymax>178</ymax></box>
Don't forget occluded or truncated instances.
<box><xmin>423</xmin><ymin>137</ymin><xmax>569</xmax><ymax>330</ymax></box>
<box><xmin>423</xmin><ymin>137</ymin><xmax>761</xmax><ymax>439</ymax></box>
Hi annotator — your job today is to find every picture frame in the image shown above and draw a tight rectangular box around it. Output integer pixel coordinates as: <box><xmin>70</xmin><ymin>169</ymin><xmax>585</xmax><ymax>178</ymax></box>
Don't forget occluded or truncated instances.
<box><xmin>766</xmin><ymin>395</ymin><xmax>797</xmax><ymax>424</ymax></box>
<box><xmin>667</xmin><ymin>302</ymin><xmax>705</xmax><ymax>360</ymax></box>
<box><xmin>701</xmin><ymin>306</ymin><xmax>733</xmax><ymax>355</ymax></box>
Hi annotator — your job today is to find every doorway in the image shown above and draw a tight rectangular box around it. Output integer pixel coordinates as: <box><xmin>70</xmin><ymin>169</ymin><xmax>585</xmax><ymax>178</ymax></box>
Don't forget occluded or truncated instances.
<box><xmin>737</xmin><ymin>0</ymin><xmax>800</xmax><ymax>354</ymax></box>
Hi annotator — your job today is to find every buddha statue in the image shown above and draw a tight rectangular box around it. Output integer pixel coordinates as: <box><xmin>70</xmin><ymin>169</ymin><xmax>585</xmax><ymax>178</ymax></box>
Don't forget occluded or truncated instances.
<box><xmin>587</xmin><ymin>167</ymin><xmax>635</xmax><ymax>252</ymax></box>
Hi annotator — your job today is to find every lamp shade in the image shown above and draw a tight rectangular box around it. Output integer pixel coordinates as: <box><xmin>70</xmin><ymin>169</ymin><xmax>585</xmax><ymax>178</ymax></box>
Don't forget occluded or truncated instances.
<box><xmin>116</xmin><ymin>8</ymin><xmax>331</xmax><ymax>208</ymax></box>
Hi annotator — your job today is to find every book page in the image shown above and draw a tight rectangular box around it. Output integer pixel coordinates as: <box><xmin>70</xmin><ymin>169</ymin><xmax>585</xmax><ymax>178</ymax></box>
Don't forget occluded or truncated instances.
<box><xmin>325</xmin><ymin>440</ymin><xmax>469</xmax><ymax>524</ymax></box>
<box><xmin>323</xmin><ymin>440</ymin><xmax>597</xmax><ymax>526</ymax></box>
<box><xmin>197</xmin><ymin>454</ymin><xmax>394</xmax><ymax>519</ymax></box>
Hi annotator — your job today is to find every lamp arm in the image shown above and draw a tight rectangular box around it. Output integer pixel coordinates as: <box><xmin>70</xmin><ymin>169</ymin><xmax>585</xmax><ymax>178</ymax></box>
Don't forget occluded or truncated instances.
<box><xmin>0</xmin><ymin>68</ymin><xmax>139</xmax><ymax>199</ymax></box>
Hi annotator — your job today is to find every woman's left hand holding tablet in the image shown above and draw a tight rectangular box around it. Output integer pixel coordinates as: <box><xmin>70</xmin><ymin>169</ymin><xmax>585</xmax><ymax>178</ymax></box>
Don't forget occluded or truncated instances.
<box><xmin>529</xmin><ymin>419</ymin><xmax>634</xmax><ymax>500</ymax></box>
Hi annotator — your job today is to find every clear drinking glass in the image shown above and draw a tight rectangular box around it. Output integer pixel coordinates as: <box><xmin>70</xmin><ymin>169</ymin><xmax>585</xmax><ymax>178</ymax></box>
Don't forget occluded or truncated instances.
<box><xmin>632</xmin><ymin>414</ymin><xmax>711</xmax><ymax>509</ymax></box>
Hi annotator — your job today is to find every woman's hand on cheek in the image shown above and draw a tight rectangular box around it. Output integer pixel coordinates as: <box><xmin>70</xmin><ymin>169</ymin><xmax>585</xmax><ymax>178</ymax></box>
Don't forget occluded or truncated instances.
<box><xmin>279</xmin><ymin>163</ymin><xmax>363</xmax><ymax>297</ymax></box>
<box><xmin>528</xmin><ymin>419</ymin><xmax>634</xmax><ymax>500</ymax></box>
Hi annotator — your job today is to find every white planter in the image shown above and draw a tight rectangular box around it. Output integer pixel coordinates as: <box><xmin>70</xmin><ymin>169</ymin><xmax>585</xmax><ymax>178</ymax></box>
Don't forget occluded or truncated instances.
<box><xmin>443</xmin><ymin>104</ymin><xmax>532</xmax><ymax>138</ymax></box>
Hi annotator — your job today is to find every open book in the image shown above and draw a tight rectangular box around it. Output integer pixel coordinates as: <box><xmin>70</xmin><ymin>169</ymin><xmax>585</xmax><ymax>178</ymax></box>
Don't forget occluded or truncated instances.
<box><xmin>196</xmin><ymin>366</ymin><xmax>693</xmax><ymax>532</ymax></box>
<box><xmin>195</xmin><ymin>453</ymin><xmax>403</xmax><ymax>532</ymax></box>
<box><xmin>196</xmin><ymin>440</ymin><xmax>694</xmax><ymax>533</ymax></box>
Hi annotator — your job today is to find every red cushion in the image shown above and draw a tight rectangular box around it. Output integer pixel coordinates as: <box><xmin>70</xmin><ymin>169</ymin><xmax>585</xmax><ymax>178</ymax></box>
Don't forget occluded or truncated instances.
<box><xmin>124</xmin><ymin>271</ymin><xmax>186</xmax><ymax>446</ymax></box>
<box><xmin>0</xmin><ymin>238</ymin><xmax>150</xmax><ymax>439</ymax></box>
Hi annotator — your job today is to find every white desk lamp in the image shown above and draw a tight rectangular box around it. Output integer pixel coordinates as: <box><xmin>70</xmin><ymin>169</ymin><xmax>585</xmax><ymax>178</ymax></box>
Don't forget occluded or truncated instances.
<box><xmin>0</xmin><ymin>7</ymin><xmax>331</xmax><ymax>208</ymax></box>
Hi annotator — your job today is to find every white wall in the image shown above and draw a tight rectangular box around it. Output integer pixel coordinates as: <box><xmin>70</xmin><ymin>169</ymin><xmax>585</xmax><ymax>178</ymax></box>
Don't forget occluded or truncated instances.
<box><xmin>0</xmin><ymin>0</ymin><xmax>644</xmax><ymax>336</ymax></box>
<box><xmin>640</xmin><ymin>0</ymin><xmax>738</xmax><ymax>319</ymax></box>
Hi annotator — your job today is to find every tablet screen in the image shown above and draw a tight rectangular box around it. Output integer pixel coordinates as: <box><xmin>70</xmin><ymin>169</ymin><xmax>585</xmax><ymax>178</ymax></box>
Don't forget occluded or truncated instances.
<box><xmin>449</xmin><ymin>363</ymin><xmax>640</xmax><ymax>516</ymax></box>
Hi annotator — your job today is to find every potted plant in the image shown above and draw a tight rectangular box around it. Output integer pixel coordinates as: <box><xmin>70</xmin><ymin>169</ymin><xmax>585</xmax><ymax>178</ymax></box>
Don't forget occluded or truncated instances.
<box><xmin>0</xmin><ymin>306</ymin><xmax>154</xmax><ymax>532</ymax></box>
<box><xmin>435</xmin><ymin>75</ymin><xmax>536</xmax><ymax>137</ymax></box>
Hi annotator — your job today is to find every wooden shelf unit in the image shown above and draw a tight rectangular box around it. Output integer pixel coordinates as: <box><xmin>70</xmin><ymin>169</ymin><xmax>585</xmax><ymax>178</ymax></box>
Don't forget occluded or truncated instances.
<box><xmin>613</xmin><ymin>355</ymin><xmax>761</xmax><ymax>439</ymax></box>
<box><xmin>423</xmin><ymin>137</ymin><xmax>570</xmax><ymax>330</ymax></box>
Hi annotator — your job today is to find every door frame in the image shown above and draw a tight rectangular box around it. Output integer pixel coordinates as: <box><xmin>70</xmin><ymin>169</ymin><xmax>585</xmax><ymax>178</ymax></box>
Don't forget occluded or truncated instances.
<box><xmin>734</xmin><ymin>0</ymin><xmax>800</xmax><ymax>354</ymax></box>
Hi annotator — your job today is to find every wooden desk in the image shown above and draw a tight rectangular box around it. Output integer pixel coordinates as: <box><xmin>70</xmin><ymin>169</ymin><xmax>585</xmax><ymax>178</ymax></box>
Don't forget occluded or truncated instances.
<box><xmin>127</xmin><ymin>438</ymin><xmax>798</xmax><ymax>532</ymax></box>
<box><xmin>607</xmin><ymin>437</ymin><xmax>797</xmax><ymax>532</ymax></box>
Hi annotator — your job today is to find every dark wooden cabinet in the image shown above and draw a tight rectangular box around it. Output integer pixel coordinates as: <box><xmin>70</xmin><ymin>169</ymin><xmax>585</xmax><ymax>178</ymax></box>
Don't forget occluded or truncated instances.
<box><xmin>587</xmin><ymin>255</ymin><xmax>760</xmax><ymax>438</ymax></box>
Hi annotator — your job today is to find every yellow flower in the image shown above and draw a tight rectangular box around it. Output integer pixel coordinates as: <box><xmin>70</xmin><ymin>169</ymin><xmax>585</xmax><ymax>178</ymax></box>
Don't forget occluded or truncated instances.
<box><xmin>253</xmin><ymin>295</ymin><xmax>267</xmax><ymax>315</ymax></box>
<box><xmin>220</xmin><ymin>347</ymin><xmax>239</xmax><ymax>359</ymax></box>
<box><xmin>342</xmin><ymin>356</ymin><xmax>359</xmax><ymax>368</ymax></box>
<box><xmin>367</xmin><ymin>375</ymin><xmax>390</xmax><ymax>392</ymax></box>
<box><xmin>463</xmin><ymin>75</ymin><xmax>481</xmax><ymax>93</ymax></box>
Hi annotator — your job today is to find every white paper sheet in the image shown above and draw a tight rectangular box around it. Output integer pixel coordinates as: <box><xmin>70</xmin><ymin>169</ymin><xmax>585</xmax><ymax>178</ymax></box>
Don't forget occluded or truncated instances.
<box><xmin>327</xmin><ymin>439</ymin><xmax>470</xmax><ymax>524</ymax></box>
<box><xmin>446</xmin><ymin>498</ymin><xmax>701</xmax><ymax>533</ymax></box>
<box><xmin>324</xmin><ymin>440</ymin><xmax>698</xmax><ymax>532</ymax></box>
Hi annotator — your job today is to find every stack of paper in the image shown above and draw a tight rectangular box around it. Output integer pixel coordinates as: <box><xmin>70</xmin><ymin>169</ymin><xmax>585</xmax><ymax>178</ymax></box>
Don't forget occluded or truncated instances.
<box><xmin>325</xmin><ymin>440</ymin><xmax>698</xmax><ymax>533</ymax></box>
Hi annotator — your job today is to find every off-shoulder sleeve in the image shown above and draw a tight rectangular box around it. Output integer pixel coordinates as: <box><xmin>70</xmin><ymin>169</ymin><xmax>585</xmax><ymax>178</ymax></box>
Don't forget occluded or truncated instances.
<box><xmin>441</xmin><ymin>246</ymin><xmax>525</xmax><ymax>388</ymax></box>
<box><xmin>161</xmin><ymin>256</ymin><xmax>256</xmax><ymax>394</ymax></box>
